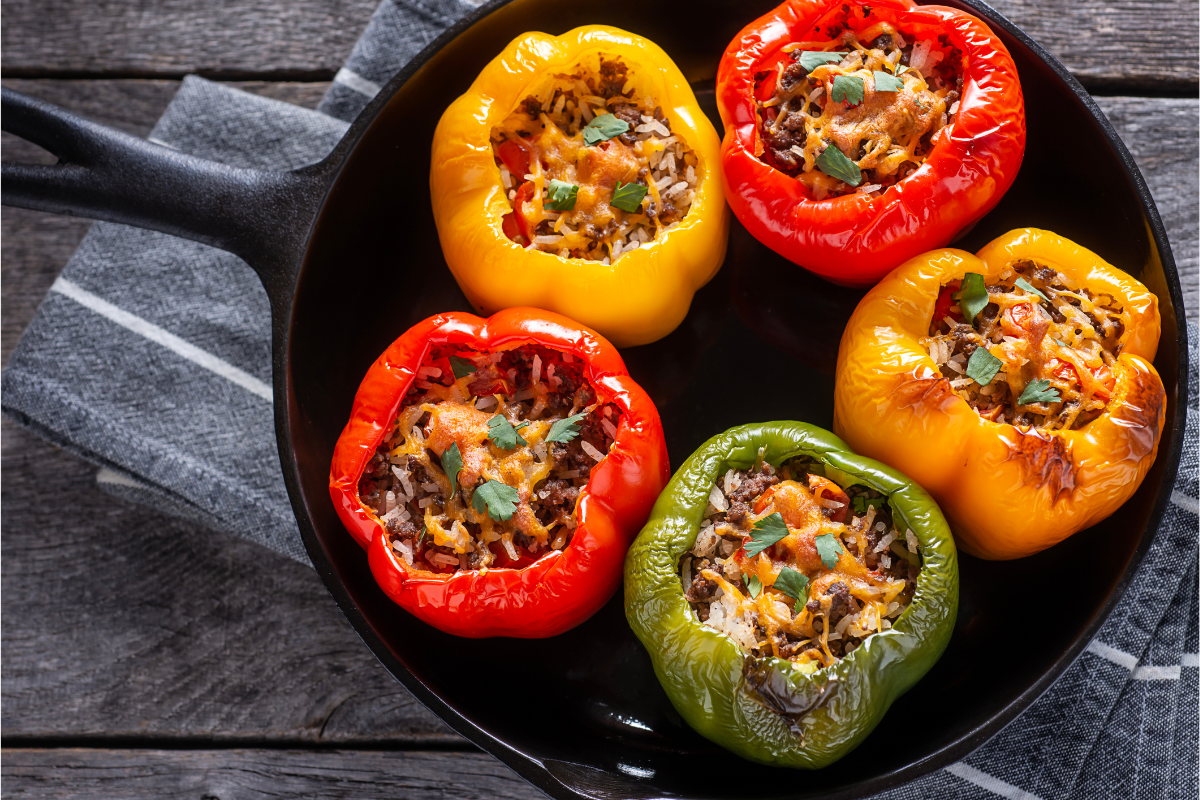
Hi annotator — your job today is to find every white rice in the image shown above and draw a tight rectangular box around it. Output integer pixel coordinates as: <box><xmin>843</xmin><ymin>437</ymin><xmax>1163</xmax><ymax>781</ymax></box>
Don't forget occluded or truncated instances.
<box><xmin>580</xmin><ymin>441</ymin><xmax>605</xmax><ymax>462</ymax></box>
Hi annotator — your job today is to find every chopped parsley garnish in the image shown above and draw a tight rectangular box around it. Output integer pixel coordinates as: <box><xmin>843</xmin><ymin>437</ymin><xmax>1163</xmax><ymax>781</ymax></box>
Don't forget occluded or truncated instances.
<box><xmin>449</xmin><ymin>356</ymin><xmax>476</xmax><ymax>379</ymax></box>
<box><xmin>814</xmin><ymin>533</ymin><xmax>844</xmax><ymax>569</ymax></box>
<box><xmin>487</xmin><ymin>415</ymin><xmax>529</xmax><ymax>449</ymax></box>
<box><xmin>1015</xmin><ymin>276</ymin><xmax>1050</xmax><ymax>303</ymax></box>
<box><xmin>417</xmin><ymin>524</ymin><xmax>427</xmax><ymax>546</ymax></box>
<box><xmin>873</xmin><ymin>70</ymin><xmax>904</xmax><ymax>92</ymax></box>
<box><xmin>1017</xmin><ymin>379</ymin><xmax>1061</xmax><ymax>406</ymax></box>
<box><xmin>472</xmin><ymin>479</ymin><xmax>521</xmax><ymax>521</ymax></box>
<box><xmin>441</xmin><ymin>443</ymin><xmax>464</xmax><ymax>500</ymax></box>
<box><xmin>545</xmin><ymin>179</ymin><xmax>578</xmax><ymax>211</ymax></box>
<box><xmin>895</xmin><ymin>64</ymin><xmax>912</xmax><ymax>76</ymax></box>
<box><xmin>851</xmin><ymin>495</ymin><xmax>886</xmax><ymax>515</ymax></box>
<box><xmin>966</xmin><ymin>346</ymin><xmax>1003</xmax><ymax>386</ymax></box>
<box><xmin>582</xmin><ymin>113</ymin><xmax>629</xmax><ymax>146</ymax></box>
<box><xmin>815</xmin><ymin>144</ymin><xmax>862</xmax><ymax>186</ymax></box>
<box><xmin>746</xmin><ymin>573</ymin><xmax>763</xmax><ymax>599</ymax></box>
<box><xmin>610</xmin><ymin>181</ymin><xmax>648</xmax><ymax>213</ymax></box>
<box><xmin>831</xmin><ymin>74</ymin><xmax>865</xmax><ymax>106</ymax></box>
<box><xmin>798</xmin><ymin>50</ymin><xmax>848</xmax><ymax>72</ymax></box>
<box><xmin>743</xmin><ymin>513</ymin><xmax>789</xmax><ymax>558</ymax></box>
<box><xmin>1054</xmin><ymin>338</ymin><xmax>1068</xmax><ymax>347</ymax></box>
<box><xmin>954</xmin><ymin>273</ymin><xmax>989</xmax><ymax>324</ymax></box>
<box><xmin>546</xmin><ymin>412</ymin><xmax>588</xmax><ymax>443</ymax></box>
<box><xmin>773</xmin><ymin>566</ymin><xmax>810</xmax><ymax>611</ymax></box>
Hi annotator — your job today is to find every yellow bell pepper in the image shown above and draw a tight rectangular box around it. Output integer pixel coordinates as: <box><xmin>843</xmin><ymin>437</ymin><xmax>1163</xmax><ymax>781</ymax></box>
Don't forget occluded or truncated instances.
<box><xmin>430</xmin><ymin>25</ymin><xmax>728</xmax><ymax>347</ymax></box>
<box><xmin>833</xmin><ymin>228</ymin><xmax>1166</xmax><ymax>560</ymax></box>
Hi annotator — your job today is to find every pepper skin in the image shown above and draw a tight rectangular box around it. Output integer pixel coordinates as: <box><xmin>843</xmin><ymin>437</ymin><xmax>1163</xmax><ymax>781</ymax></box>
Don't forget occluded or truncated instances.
<box><xmin>833</xmin><ymin>229</ymin><xmax>1166</xmax><ymax>560</ymax></box>
<box><xmin>716</xmin><ymin>0</ymin><xmax>1025</xmax><ymax>286</ymax></box>
<box><xmin>430</xmin><ymin>26</ymin><xmax>728</xmax><ymax>347</ymax></box>
<box><xmin>624</xmin><ymin>422</ymin><xmax>958</xmax><ymax>768</ymax></box>
<box><xmin>329</xmin><ymin>308</ymin><xmax>670</xmax><ymax>638</ymax></box>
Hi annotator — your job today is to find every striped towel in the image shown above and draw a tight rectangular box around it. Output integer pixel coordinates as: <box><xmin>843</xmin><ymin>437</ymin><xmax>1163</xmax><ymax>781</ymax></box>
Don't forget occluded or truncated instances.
<box><xmin>1</xmin><ymin>1</ymin><xmax>1195</xmax><ymax>797</ymax></box>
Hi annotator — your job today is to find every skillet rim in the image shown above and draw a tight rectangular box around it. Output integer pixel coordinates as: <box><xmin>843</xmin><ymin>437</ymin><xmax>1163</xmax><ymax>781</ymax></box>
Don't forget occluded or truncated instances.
<box><xmin>280</xmin><ymin>1</ymin><xmax>1191</xmax><ymax>797</ymax></box>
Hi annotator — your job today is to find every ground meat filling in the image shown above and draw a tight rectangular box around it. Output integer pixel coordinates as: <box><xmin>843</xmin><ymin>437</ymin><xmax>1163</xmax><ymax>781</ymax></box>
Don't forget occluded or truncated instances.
<box><xmin>681</xmin><ymin>456</ymin><xmax>922</xmax><ymax>672</ymax></box>
<box><xmin>491</xmin><ymin>56</ymin><xmax>700</xmax><ymax>262</ymax></box>
<box><xmin>357</xmin><ymin>344</ymin><xmax>621</xmax><ymax>574</ymax></box>
<box><xmin>758</xmin><ymin>13</ymin><xmax>963</xmax><ymax>199</ymax></box>
<box><xmin>925</xmin><ymin>259</ymin><xmax>1127</xmax><ymax>431</ymax></box>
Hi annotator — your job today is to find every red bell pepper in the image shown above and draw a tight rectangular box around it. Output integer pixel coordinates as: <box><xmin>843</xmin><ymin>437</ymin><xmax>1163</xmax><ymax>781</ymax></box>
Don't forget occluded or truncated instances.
<box><xmin>716</xmin><ymin>0</ymin><xmax>1026</xmax><ymax>286</ymax></box>
<box><xmin>328</xmin><ymin>307</ymin><xmax>670</xmax><ymax>638</ymax></box>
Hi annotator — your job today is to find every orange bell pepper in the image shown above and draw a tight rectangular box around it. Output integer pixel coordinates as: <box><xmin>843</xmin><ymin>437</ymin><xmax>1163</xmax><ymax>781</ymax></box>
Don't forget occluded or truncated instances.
<box><xmin>833</xmin><ymin>228</ymin><xmax>1166</xmax><ymax>560</ymax></box>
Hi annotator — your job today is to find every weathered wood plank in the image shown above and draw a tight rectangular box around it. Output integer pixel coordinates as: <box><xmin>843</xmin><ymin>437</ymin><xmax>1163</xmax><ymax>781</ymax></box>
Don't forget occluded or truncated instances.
<box><xmin>1094</xmin><ymin>96</ymin><xmax>1199</xmax><ymax>316</ymax></box>
<box><xmin>0</xmin><ymin>0</ymin><xmax>1195</xmax><ymax>89</ymax></box>
<box><xmin>1</xmin><ymin>749</ymin><xmax>544</xmax><ymax>799</ymax></box>
<box><xmin>0</xmin><ymin>419</ymin><xmax>461</xmax><ymax>744</ymax></box>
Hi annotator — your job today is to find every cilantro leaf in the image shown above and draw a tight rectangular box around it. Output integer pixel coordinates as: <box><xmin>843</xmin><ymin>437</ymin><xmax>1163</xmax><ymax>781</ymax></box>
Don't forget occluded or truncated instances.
<box><xmin>417</xmin><ymin>524</ymin><xmax>427</xmax><ymax>546</ymax></box>
<box><xmin>895</xmin><ymin>64</ymin><xmax>912</xmax><ymax>76</ymax></box>
<box><xmin>449</xmin><ymin>356</ymin><xmax>476</xmax><ymax>380</ymax></box>
<box><xmin>954</xmin><ymin>272</ymin><xmax>989</xmax><ymax>324</ymax></box>
<box><xmin>1054</xmin><ymin>338</ymin><xmax>1068</xmax><ymax>347</ymax></box>
<box><xmin>814</xmin><ymin>533</ymin><xmax>844</xmax><ymax>569</ymax></box>
<box><xmin>851</xmin><ymin>495</ymin><xmax>886</xmax><ymax>515</ymax></box>
<box><xmin>815</xmin><ymin>144</ymin><xmax>862</xmax><ymax>187</ymax></box>
<box><xmin>581</xmin><ymin>113</ymin><xmax>629</xmax><ymax>146</ymax></box>
<box><xmin>545</xmin><ymin>412</ymin><xmax>588</xmax><ymax>443</ymax></box>
<box><xmin>1015</xmin><ymin>276</ymin><xmax>1050</xmax><ymax>303</ymax></box>
<box><xmin>773</xmin><ymin>566</ymin><xmax>810</xmax><ymax>611</ymax></box>
<box><xmin>441</xmin><ymin>443</ymin><xmax>463</xmax><ymax>500</ymax></box>
<box><xmin>743</xmin><ymin>513</ymin><xmax>789</xmax><ymax>558</ymax></box>
<box><xmin>746</xmin><ymin>573</ymin><xmax>762</xmax><ymax>599</ymax></box>
<box><xmin>545</xmin><ymin>179</ymin><xmax>578</xmax><ymax>211</ymax></box>
<box><xmin>472</xmin><ymin>479</ymin><xmax>521</xmax><ymax>521</ymax></box>
<box><xmin>873</xmin><ymin>70</ymin><xmax>904</xmax><ymax>92</ymax></box>
<box><xmin>611</xmin><ymin>181</ymin><xmax>648</xmax><ymax>213</ymax></box>
<box><xmin>1017</xmin><ymin>379</ymin><xmax>1061</xmax><ymax>406</ymax></box>
<box><xmin>487</xmin><ymin>415</ymin><xmax>528</xmax><ymax>449</ymax></box>
<box><xmin>798</xmin><ymin>50</ymin><xmax>848</xmax><ymax>72</ymax></box>
<box><xmin>831</xmin><ymin>74</ymin><xmax>865</xmax><ymax>106</ymax></box>
<box><xmin>965</xmin><ymin>346</ymin><xmax>1003</xmax><ymax>386</ymax></box>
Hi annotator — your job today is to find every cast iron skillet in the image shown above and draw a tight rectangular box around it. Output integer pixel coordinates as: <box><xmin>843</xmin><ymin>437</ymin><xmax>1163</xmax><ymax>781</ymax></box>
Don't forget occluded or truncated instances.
<box><xmin>1</xmin><ymin>0</ymin><xmax>1189</xmax><ymax>796</ymax></box>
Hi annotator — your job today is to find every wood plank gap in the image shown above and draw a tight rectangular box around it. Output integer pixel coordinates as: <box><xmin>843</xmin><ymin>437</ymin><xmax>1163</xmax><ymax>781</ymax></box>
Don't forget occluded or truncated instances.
<box><xmin>0</xmin><ymin>735</ymin><xmax>474</xmax><ymax>752</ymax></box>
<box><xmin>0</xmin><ymin>68</ymin><xmax>338</xmax><ymax>81</ymax></box>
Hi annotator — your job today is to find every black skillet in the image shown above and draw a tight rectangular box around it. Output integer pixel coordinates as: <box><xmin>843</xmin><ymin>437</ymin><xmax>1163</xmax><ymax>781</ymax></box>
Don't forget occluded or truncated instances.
<box><xmin>1</xmin><ymin>0</ymin><xmax>1189</xmax><ymax>796</ymax></box>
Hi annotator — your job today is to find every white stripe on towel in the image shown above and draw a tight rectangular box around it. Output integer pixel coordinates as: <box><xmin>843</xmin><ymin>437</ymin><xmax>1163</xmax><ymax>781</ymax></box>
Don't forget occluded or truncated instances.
<box><xmin>1182</xmin><ymin>653</ymin><xmax>1199</xmax><ymax>668</ymax></box>
<box><xmin>335</xmin><ymin>67</ymin><xmax>382</xmax><ymax>99</ymax></box>
<box><xmin>1171</xmin><ymin>490</ymin><xmax>1198</xmax><ymax>515</ymax></box>
<box><xmin>50</xmin><ymin>278</ymin><xmax>273</xmax><ymax>402</ymax></box>
<box><xmin>1086</xmin><ymin>640</ymin><xmax>1140</xmax><ymax>670</ymax></box>
<box><xmin>1131</xmin><ymin>664</ymin><xmax>1182</xmax><ymax>680</ymax></box>
<box><xmin>944</xmin><ymin>763</ymin><xmax>1045</xmax><ymax>800</ymax></box>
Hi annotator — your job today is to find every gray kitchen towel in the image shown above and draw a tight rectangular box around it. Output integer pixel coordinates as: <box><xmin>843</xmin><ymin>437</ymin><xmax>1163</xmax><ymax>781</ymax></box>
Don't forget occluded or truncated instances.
<box><xmin>1</xmin><ymin>0</ymin><xmax>1196</xmax><ymax>797</ymax></box>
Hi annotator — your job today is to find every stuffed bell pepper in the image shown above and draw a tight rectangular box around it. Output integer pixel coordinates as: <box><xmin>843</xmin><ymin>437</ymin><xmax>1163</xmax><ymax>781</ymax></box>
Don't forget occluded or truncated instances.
<box><xmin>624</xmin><ymin>422</ymin><xmax>958</xmax><ymax>768</ymax></box>
<box><xmin>330</xmin><ymin>308</ymin><xmax>670</xmax><ymax>638</ymax></box>
<box><xmin>716</xmin><ymin>0</ymin><xmax>1025</xmax><ymax>285</ymax></box>
<box><xmin>430</xmin><ymin>25</ymin><xmax>728</xmax><ymax>347</ymax></box>
<box><xmin>834</xmin><ymin>228</ymin><xmax>1166</xmax><ymax>560</ymax></box>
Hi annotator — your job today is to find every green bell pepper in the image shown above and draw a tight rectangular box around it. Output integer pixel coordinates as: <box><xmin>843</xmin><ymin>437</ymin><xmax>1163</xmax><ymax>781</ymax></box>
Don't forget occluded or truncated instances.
<box><xmin>623</xmin><ymin>421</ymin><xmax>958</xmax><ymax>768</ymax></box>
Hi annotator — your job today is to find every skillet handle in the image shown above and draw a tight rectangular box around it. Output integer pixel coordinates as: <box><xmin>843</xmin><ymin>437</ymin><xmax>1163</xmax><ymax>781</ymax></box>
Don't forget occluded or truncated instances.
<box><xmin>1</xmin><ymin>88</ymin><xmax>335</xmax><ymax>300</ymax></box>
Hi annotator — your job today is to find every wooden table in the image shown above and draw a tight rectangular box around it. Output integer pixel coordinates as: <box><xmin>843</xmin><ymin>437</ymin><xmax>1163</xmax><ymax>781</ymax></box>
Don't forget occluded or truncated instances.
<box><xmin>2</xmin><ymin>1</ymin><xmax>1196</xmax><ymax>796</ymax></box>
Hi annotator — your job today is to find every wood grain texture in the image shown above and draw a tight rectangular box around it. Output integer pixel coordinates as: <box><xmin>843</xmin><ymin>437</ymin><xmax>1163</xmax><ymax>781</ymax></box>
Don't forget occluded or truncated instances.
<box><xmin>0</xmin><ymin>419</ymin><xmax>461</xmax><ymax>744</ymax></box>
<box><xmin>1</xmin><ymin>749</ymin><xmax>543</xmax><ymax>799</ymax></box>
<box><xmin>0</xmin><ymin>0</ymin><xmax>1195</xmax><ymax>89</ymax></box>
<box><xmin>1095</xmin><ymin>96</ymin><xmax>1199</xmax><ymax>316</ymax></box>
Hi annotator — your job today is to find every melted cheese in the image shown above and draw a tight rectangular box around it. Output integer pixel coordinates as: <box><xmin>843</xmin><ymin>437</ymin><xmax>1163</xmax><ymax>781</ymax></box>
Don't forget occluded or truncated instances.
<box><xmin>384</xmin><ymin>376</ymin><xmax>566</xmax><ymax>566</ymax></box>
<box><xmin>706</xmin><ymin>480</ymin><xmax>908</xmax><ymax>664</ymax></box>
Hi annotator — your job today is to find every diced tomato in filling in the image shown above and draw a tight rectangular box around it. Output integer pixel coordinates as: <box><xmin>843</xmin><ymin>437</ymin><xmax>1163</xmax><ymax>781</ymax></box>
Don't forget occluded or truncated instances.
<box><xmin>807</xmin><ymin>474</ymin><xmax>850</xmax><ymax>523</ymax></box>
<box><xmin>495</xmin><ymin>137</ymin><xmax>532</xmax><ymax>179</ymax></box>
<box><xmin>933</xmin><ymin>280</ymin><xmax>963</xmax><ymax>325</ymax></box>
<box><xmin>502</xmin><ymin>182</ymin><xmax>535</xmax><ymax>245</ymax></box>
